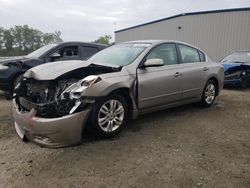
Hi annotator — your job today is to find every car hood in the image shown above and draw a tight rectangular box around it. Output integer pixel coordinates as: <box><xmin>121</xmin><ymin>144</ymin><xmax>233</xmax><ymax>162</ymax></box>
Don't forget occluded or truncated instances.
<box><xmin>0</xmin><ymin>56</ymin><xmax>43</xmax><ymax>69</ymax></box>
<box><xmin>0</xmin><ymin>56</ymin><xmax>27</xmax><ymax>64</ymax></box>
<box><xmin>222</xmin><ymin>62</ymin><xmax>242</xmax><ymax>72</ymax></box>
<box><xmin>222</xmin><ymin>62</ymin><xmax>250</xmax><ymax>73</ymax></box>
<box><xmin>24</xmin><ymin>60</ymin><xmax>121</xmax><ymax>80</ymax></box>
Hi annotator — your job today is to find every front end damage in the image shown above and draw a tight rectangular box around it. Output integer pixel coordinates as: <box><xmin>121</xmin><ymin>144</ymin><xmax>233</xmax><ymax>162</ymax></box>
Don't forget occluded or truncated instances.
<box><xmin>13</xmin><ymin>63</ymin><xmax>122</xmax><ymax>148</ymax></box>
<box><xmin>223</xmin><ymin>63</ymin><xmax>250</xmax><ymax>87</ymax></box>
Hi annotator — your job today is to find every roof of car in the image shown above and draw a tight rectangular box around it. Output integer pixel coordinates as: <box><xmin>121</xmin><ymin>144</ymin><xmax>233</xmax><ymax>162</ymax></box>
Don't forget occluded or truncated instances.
<box><xmin>122</xmin><ymin>40</ymin><xmax>207</xmax><ymax>55</ymax></box>
<box><xmin>123</xmin><ymin>39</ymin><xmax>202</xmax><ymax>44</ymax></box>
<box><xmin>56</xmin><ymin>41</ymin><xmax>108</xmax><ymax>47</ymax></box>
<box><xmin>124</xmin><ymin>40</ymin><xmax>162</xmax><ymax>44</ymax></box>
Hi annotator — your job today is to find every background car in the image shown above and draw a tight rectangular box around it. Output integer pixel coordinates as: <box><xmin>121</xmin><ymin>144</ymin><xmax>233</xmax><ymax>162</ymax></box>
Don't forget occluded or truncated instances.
<box><xmin>0</xmin><ymin>41</ymin><xmax>107</xmax><ymax>98</ymax></box>
<box><xmin>221</xmin><ymin>51</ymin><xmax>250</xmax><ymax>88</ymax></box>
<box><xmin>13</xmin><ymin>40</ymin><xmax>224</xmax><ymax>148</ymax></box>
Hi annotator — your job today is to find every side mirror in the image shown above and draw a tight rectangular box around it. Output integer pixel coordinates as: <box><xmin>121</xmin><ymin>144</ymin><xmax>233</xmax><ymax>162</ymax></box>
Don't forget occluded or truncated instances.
<box><xmin>50</xmin><ymin>52</ymin><xmax>61</xmax><ymax>59</ymax></box>
<box><xmin>143</xmin><ymin>58</ymin><xmax>164</xmax><ymax>68</ymax></box>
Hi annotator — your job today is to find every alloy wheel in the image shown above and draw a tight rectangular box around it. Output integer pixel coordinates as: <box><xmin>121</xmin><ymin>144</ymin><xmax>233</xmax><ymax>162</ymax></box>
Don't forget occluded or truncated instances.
<box><xmin>98</xmin><ymin>99</ymin><xmax>125</xmax><ymax>133</ymax></box>
<box><xmin>204</xmin><ymin>83</ymin><xmax>216</xmax><ymax>104</ymax></box>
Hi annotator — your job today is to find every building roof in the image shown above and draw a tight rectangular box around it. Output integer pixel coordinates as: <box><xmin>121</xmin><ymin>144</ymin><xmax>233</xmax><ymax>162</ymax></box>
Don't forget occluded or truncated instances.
<box><xmin>115</xmin><ymin>7</ymin><xmax>250</xmax><ymax>33</ymax></box>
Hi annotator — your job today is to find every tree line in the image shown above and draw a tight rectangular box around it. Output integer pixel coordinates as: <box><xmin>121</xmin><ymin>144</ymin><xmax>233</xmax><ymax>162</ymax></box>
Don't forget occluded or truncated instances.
<box><xmin>0</xmin><ymin>25</ymin><xmax>63</xmax><ymax>56</ymax></box>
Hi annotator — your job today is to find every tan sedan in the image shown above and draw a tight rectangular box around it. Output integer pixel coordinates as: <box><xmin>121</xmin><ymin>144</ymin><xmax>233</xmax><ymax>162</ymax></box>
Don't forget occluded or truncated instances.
<box><xmin>13</xmin><ymin>40</ymin><xmax>224</xmax><ymax>148</ymax></box>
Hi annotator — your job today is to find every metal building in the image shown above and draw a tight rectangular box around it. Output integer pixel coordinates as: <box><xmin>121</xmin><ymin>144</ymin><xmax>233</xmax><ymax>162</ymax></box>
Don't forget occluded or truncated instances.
<box><xmin>115</xmin><ymin>8</ymin><xmax>250</xmax><ymax>61</ymax></box>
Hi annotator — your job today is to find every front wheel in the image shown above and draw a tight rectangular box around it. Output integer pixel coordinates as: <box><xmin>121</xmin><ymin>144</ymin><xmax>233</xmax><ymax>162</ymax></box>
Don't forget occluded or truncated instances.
<box><xmin>200</xmin><ymin>80</ymin><xmax>217</xmax><ymax>107</ymax></box>
<box><xmin>88</xmin><ymin>94</ymin><xmax>128</xmax><ymax>138</ymax></box>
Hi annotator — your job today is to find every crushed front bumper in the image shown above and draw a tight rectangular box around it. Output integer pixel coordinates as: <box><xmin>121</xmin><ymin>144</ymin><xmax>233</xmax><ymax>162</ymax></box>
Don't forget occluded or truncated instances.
<box><xmin>13</xmin><ymin>100</ymin><xmax>90</xmax><ymax>148</ymax></box>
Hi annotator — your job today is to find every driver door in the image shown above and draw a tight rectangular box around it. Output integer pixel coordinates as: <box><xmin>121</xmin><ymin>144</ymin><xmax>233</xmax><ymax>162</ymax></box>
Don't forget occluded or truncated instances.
<box><xmin>46</xmin><ymin>45</ymin><xmax>80</xmax><ymax>62</ymax></box>
<box><xmin>137</xmin><ymin>43</ymin><xmax>183</xmax><ymax>109</ymax></box>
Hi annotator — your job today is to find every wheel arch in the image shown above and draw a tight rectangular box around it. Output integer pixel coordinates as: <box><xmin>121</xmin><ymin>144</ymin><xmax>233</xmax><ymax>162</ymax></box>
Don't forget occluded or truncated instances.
<box><xmin>106</xmin><ymin>87</ymin><xmax>136</xmax><ymax>120</ymax></box>
<box><xmin>11</xmin><ymin>72</ymin><xmax>24</xmax><ymax>89</ymax></box>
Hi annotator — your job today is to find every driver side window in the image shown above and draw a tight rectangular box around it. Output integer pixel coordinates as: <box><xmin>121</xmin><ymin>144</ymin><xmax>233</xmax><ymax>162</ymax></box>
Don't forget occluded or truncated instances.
<box><xmin>50</xmin><ymin>46</ymin><xmax>79</xmax><ymax>62</ymax></box>
<box><xmin>57</xmin><ymin>46</ymin><xmax>79</xmax><ymax>58</ymax></box>
<box><xmin>147</xmin><ymin>43</ymin><xmax>177</xmax><ymax>65</ymax></box>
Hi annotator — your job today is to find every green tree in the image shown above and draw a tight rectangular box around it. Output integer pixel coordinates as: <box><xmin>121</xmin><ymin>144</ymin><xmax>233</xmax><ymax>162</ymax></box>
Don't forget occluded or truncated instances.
<box><xmin>0</xmin><ymin>25</ymin><xmax>63</xmax><ymax>56</ymax></box>
<box><xmin>94</xmin><ymin>35</ymin><xmax>112</xmax><ymax>45</ymax></box>
<box><xmin>0</xmin><ymin>27</ymin><xmax>4</xmax><ymax>50</ymax></box>
<box><xmin>3</xmin><ymin>29</ymin><xmax>14</xmax><ymax>53</ymax></box>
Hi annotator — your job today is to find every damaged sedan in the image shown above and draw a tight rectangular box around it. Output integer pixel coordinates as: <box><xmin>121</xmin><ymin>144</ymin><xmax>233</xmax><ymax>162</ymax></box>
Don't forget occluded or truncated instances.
<box><xmin>13</xmin><ymin>40</ymin><xmax>224</xmax><ymax>148</ymax></box>
<box><xmin>221</xmin><ymin>51</ymin><xmax>250</xmax><ymax>88</ymax></box>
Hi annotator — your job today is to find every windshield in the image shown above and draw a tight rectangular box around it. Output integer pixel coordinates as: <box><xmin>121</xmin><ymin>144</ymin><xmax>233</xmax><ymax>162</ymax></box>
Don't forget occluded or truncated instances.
<box><xmin>26</xmin><ymin>43</ymin><xmax>58</xmax><ymax>58</ymax></box>
<box><xmin>221</xmin><ymin>52</ymin><xmax>250</xmax><ymax>63</ymax></box>
<box><xmin>88</xmin><ymin>43</ymin><xmax>150</xmax><ymax>66</ymax></box>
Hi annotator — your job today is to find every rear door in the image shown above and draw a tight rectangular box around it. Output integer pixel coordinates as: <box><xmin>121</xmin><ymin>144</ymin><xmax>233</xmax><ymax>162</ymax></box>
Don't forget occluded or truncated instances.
<box><xmin>176</xmin><ymin>44</ymin><xmax>208</xmax><ymax>100</ymax></box>
<box><xmin>137</xmin><ymin>43</ymin><xmax>184</xmax><ymax>109</ymax></box>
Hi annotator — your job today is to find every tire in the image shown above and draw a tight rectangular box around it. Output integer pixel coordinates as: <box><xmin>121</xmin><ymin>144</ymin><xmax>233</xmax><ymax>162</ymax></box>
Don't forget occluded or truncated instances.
<box><xmin>87</xmin><ymin>94</ymin><xmax>128</xmax><ymax>138</ymax></box>
<box><xmin>200</xmin><ymin>80</ymin><xmax>217</xmax><ymax>107</ymax></box>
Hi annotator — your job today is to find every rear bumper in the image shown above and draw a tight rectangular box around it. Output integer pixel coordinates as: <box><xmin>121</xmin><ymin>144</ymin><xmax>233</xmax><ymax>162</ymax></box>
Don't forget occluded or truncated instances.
<box><xmin>13</xmin><ymin>100</ymin><xmax>90</xmax><ymax>148</ymax></box>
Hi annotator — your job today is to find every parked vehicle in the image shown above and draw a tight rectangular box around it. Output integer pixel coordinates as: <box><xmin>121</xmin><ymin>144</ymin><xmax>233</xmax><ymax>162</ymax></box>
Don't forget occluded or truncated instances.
<box><xmin>221</xmin><ymin>51</ymin><xmax>250</xmax><ymax>88</ymax></box>
<box><xmin>0</xmin><ymin>42</ymin><xmax>107</xmax><ymax>98</ymax></box>
<box><xmin>13</xmin><ymin>40</ymin><xmax>224</xmax><ymax>148</ymax></box>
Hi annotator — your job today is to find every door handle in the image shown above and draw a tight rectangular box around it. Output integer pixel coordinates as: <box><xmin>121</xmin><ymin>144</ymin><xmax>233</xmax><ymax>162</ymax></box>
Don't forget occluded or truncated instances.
<box><xmin>174</xmin><ymin>72</ymin><xmax>182</xmax><ymax>77</ymax></box>
<box><xmin>203</xmin><ymin>67</ymin><xmax>209</xmax><ymax>71</ymax></box>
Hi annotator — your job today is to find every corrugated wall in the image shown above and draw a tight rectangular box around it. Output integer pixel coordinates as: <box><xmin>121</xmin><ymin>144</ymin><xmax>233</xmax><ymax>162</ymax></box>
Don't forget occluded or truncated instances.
<box><xmin>115</xmin><ymin>11</ymin><xmax>250</xmax><ymax>61</ymax></box>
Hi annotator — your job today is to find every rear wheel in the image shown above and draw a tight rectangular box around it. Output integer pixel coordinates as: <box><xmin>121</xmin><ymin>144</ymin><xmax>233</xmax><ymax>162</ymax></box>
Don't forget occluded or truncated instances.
<box><xmin>88</xmin><ymin>94</ymin><xmax>128</xmax><ymax>138</ymax></box>
<box><xmin>200</xmin><ymin>80</ymin><xmax>217</xmax><ymax>107</ymax></box>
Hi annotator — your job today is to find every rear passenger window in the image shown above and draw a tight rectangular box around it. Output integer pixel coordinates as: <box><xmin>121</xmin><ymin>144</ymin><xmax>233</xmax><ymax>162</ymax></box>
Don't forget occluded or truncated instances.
<box><xmin>147</xmin><ymin>43</ymin><xmax>177</xmax><ymax>65</ymax></box>
<box><xmin>178</xmin><ymin>44</ymin><xmax>200</xmax><ymax>63</ymax></box>
<box><xmin>199</xmin><ymin>51</ymin><xmax>206</xmax><ymax>62</ymax></box>
<box><xmin>81</xmin><ymin>46</ymin><xmax>98</xmax><ymax>59</ymax></box>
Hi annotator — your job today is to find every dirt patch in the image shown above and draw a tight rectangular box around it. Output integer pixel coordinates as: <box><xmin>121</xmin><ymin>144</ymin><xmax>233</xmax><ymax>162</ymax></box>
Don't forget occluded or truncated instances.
<box><xmin>0</xmin><ymin>89</ymin><xmax>250</xmax><ymax>188</ymax></box>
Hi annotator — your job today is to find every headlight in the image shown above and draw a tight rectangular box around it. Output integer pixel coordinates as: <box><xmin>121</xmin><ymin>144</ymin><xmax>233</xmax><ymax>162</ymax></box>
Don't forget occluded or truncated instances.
<box><xmin>241</xmin><ymin>71</ymin><xmax>246</xmax><ymax>76</ymax></box>
<box><xmin>61</xmin><ymin>75</ymin><xmax>102</xmax><ymax>99</ymax></box>
<box><xmin>0</xmin><ymin>64</ymin><xmax>8</xmax><ymax>70</ymax></box>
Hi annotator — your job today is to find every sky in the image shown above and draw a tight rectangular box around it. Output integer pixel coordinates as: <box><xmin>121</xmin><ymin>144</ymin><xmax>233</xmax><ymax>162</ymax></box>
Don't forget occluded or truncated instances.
<box><xmin>0</xmin><ymin>0</ymin><xmax>249</xmax><ymax>42</ymax></box>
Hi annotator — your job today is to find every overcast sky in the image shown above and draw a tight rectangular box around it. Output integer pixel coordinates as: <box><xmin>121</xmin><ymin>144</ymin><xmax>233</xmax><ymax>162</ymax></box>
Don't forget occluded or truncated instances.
<box><xmin>0</xmin><ymin>0</ymin><xmax>249</xmax><ymax>42</ymax></box>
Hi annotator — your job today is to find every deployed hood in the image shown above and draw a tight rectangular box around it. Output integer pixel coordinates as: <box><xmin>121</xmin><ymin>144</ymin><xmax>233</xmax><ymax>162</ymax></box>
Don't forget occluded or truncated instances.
<box><xmin>222</xmin><ymin>62</ymin><xmax>250</xmax><ymax>73</ymax></box>
<box><xmin>222</xmin><ymin>62</ymin><xmax>241</xmax><ymax>72</ymax></box>
<box><xmin>24</xmin><ymin>60</ymin><xmax>121</xmax><ymax>80</ymax></box>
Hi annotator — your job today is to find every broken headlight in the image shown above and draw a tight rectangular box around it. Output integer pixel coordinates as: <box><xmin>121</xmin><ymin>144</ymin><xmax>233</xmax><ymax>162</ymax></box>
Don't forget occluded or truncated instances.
<box><xmin>61</xmin><ymin>75</ymin><xmax>101</xmax><ymax>99</ymax></box>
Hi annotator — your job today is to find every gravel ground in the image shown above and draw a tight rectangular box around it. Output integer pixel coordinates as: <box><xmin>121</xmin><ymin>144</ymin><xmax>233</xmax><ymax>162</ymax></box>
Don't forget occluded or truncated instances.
<box><xmin>0</xmin><ymin>89</ymin><xmax>250</xmax><ymax>188</ymax></box>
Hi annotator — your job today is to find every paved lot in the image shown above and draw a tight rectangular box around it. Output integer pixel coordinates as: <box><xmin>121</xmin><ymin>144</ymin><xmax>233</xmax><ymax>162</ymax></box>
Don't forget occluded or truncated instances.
<box><xmin>0</xmin><ymin>89</ymin><xmax>250</xmax><ymax>188</ymax></box>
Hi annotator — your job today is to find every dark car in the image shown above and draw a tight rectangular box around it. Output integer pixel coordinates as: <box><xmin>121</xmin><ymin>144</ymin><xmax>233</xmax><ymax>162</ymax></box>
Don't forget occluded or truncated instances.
<box><xmin>221</xmin><ymin>51</ymin><xmax>250</xmax><ymax>88</ymax></box>
<box><xmin>0</xmin><ymin>41</ymin><xmax>107</xmax><ymax>98</ymax></box>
